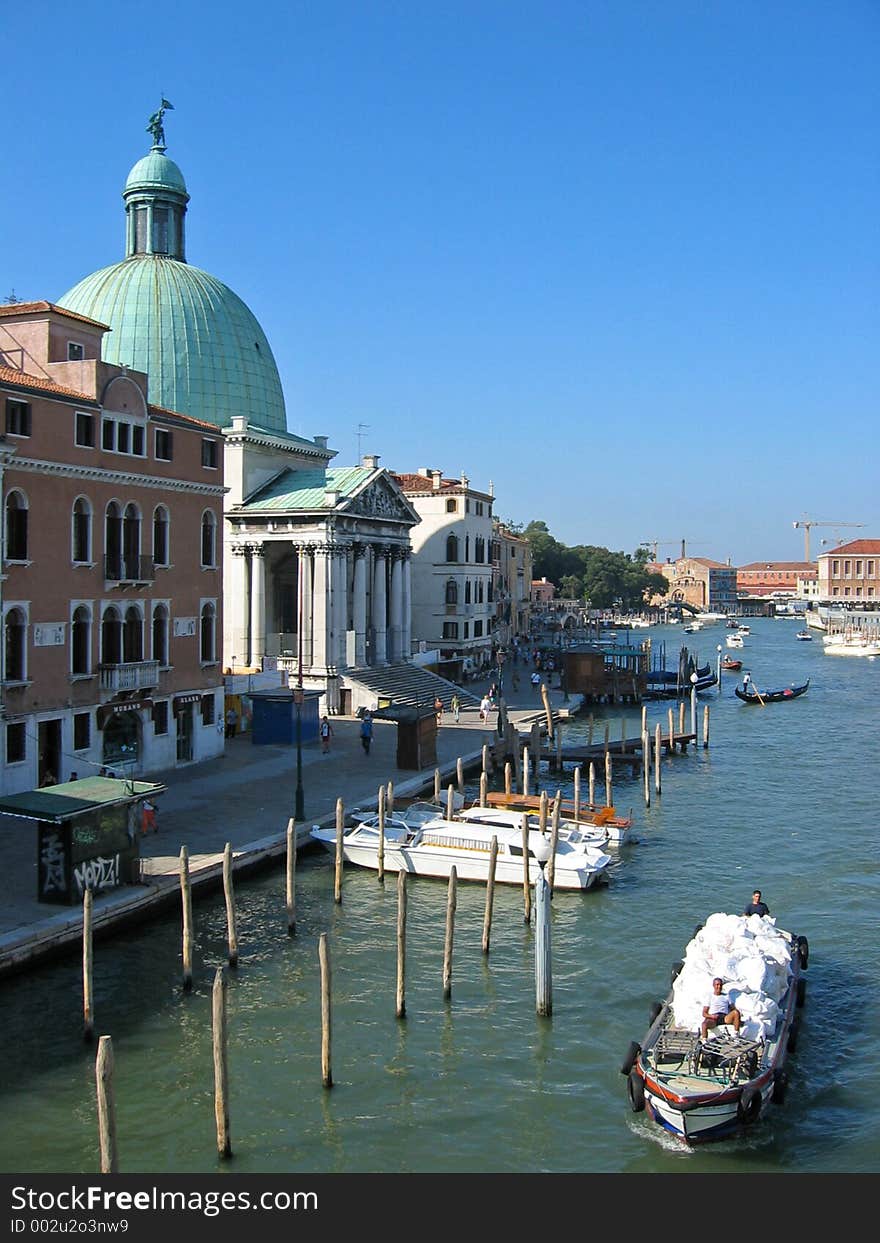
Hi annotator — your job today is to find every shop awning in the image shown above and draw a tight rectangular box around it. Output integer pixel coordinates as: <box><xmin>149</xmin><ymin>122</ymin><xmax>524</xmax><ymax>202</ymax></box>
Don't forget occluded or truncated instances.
<box><xmin>0</xmin><ymin>777</ymin><xmax>167</xmax><ymax>824</ymax></box>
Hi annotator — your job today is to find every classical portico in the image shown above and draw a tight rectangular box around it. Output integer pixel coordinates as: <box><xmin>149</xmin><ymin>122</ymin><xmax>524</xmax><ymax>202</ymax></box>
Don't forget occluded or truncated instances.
<box><xmin>223</xmin><ymin>421</ymin><xmax>418</xmax><ymax>707</ymax></box>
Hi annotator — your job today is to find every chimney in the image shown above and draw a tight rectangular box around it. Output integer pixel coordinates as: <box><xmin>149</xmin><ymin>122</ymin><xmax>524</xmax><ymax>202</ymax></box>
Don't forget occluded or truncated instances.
<box><xmin>313</xmin><ymin>435</ymin><xmax>329</xmax><ymax>450</ymax></box>
<box><xmin>681</xmin><ymin>539</ymin><xmax>687</xmax><ymax>560</ymax></box>
<box><xmin>362</xmin><ymin>454</ymin><xmax>380</xmax><ymax>469</ymax></box>
<box><xmin>324</xmin><ymin>489</ymin><xmax>340</xmax><ymax>507</ymax></box>
<box><xmin>417</xmin><ymin>467</ymin><xmax>431</xmax><ymax>477</ymax></box>
<box><xmin>431</xmin><ymin>469</ymin><xmax>442</xmax><ymax>490</ymax></box>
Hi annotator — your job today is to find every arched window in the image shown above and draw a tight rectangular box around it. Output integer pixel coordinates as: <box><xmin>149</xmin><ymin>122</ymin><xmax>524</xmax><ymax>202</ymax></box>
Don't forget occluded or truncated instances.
<box><xmin>72</xmin><ymin>497</ymin><xmax>92</xmax><ymax>563</ymax></box>
<box><xmin>152</xmin><ymin>604</ymin><xmax>169</xmax><ymax>666</ymax></box>
<box><xmin>445</xmin><ymin>534</ymin><xmax>459</xmax><ymax>563</ymax></box>
<box><xmin>71</xmin><ymin>605</ymin><xmax>91</xmax><ymax>675</ymax></box>
<box><xmin>105</xmin><ymin>502</ymin><xmax>122</xmax><ymax>579</ymax></box>
<box><xmin>477</xmin><ymin>580</ymin><xmax>484</xmax><ymax>604</ymax></box>
<box><xmin>200</xmin><ymin>602</ymin><xmax>216</xmax><ymax>663</ymax></box>
<box><xmin>101</xmin><ymin>606</ymin><xmax>122</xmax><ymax>665</ymax></box>
<box><xmin>465</xmin><ymin>535</ymin><xmax>470</xmax><ymax>562</ymax></box>
<box><xmin>123</xmin><ymin>503</ymin><xmax>141</xmax><ymax>579</ymax></box>
<box><xmin>475</xmin><ymin>536</ymin><xmax>485</xmax><ymax>563</ymax></box>
<box><xmin>153</xmin><ymin>505</ymin><xmax>169</xmax><ymax>567</ymax></box>
<box><xmin>445</xmin><ymin>579</ymin><xmax>458</xmax><ymax>605</ymax></box>
<box><xmin>5</xmin><ymin>491</ymin><xmax>28</xmax><ymax>561</ymax></box>
<box><xmin>4</xmin><ymin>607</ymin><xmax>27</xmax><ymax>681</ymax></box>
<box><xmin>201</xmin><ymin>510</ymin><xmax>217</xmax><ymax>568</ymax></box>
<box><xmin>123</xmin><ymin>605</ymin><xmax>143</xmax><ymax>663</ymax></box>
<box><xmin>464</xmin><ymin>580</ymin><xmax>471</xmax><ymax>604</ymax></box>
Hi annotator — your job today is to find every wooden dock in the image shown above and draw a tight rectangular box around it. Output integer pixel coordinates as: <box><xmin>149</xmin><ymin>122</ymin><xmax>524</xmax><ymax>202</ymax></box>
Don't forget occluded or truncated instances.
<box><xmin>539</xmin><ymin>732</ymin><xmax>696</xmax><ymax>771</ymax></box>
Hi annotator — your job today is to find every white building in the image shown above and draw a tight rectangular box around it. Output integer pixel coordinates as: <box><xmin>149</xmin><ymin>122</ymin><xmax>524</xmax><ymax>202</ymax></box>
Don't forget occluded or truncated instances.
<box><xmin>392</xmin><ymin>468</ymin><xmax>495</xmax><ymax>680</ymax></box>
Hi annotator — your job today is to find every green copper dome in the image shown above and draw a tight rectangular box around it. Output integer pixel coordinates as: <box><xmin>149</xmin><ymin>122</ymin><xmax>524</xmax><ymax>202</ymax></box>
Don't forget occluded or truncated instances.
<box><xmin>57</xmin><ymin>130</ymin><xmax>287</xmax><ymax>434</ymax></box>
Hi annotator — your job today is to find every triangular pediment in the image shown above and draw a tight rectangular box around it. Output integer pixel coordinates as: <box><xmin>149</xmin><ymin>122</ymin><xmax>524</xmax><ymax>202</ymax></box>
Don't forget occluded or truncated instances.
<box><xmin>345</xmin><ymin>474</ymin><xmax>419</xmax><ymax>525</ymax></box>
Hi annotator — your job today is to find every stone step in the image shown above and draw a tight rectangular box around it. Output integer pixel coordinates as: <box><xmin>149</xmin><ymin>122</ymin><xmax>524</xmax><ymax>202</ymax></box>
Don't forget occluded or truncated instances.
<box><xmin>344</xmin><ymin>663</ymin><xmax>482</xmax><ymax>711</ymax></box>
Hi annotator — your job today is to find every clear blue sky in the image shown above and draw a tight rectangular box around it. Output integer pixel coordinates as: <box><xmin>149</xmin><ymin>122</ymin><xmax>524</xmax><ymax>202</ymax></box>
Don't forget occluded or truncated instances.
<box><xmin>5</xmin><ymin>1</ymin><xmax>878</xmax><ymax>565</ymax></box>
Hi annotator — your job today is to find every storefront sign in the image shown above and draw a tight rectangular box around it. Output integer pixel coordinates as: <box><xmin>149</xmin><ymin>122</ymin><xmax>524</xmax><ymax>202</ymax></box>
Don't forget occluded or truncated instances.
<box><xmin>97</xmin><ymin>700</ymin><xmax>152</xmax><ymax>728</ymax></box>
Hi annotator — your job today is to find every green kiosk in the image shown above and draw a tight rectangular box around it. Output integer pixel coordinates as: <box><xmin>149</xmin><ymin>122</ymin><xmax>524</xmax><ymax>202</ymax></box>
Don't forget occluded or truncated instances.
<box><xmin>0</xmin><ymin>776</ymin><xmax>166</xmax><ymax>905</ymax></box>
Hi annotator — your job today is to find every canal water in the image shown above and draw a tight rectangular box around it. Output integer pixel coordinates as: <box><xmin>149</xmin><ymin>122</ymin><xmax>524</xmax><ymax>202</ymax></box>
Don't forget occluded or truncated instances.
<box><xmin>1</xmin><ymin>618</ymin><xmax>877</xmax><ymax>1174</ymax></box>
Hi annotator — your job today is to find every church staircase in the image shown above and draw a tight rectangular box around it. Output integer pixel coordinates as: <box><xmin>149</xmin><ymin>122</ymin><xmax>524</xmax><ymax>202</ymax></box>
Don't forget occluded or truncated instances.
<box><xmin>343</xmin><ymin>663</ymin><xmax>482</xmax><ymax>713</ymax></box>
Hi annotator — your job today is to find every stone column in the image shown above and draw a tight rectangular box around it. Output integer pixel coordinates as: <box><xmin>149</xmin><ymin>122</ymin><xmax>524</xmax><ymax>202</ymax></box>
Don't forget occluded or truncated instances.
<box><xmin>249</xmin><ymin>544</ymin><xmax>266</xmax><ymax>666</ymax></box>
<box><xmin>401</xmin><ymin>551</ymin><xmax>412</xmax><ymax>661</ymax></box>
<box><xmin>298</xmin><ymin>547</ymin><xmax>313</xmax><ymax>670</ymax></box>
<box><xmin>329</xmin><ymin>545</ymin><xmax>345</xmax><ymax>668</ymax></box>
<box><xmin>311</xmin><ymin>545</ymin><xmax>330</xmax><ymax>670</ymax></box>
<box><xmin>389</xmin><ymin>551</ymin><xmax>404</xmax><ymax>663</ymax></box>
<box><xmin>353</xmin><ymin>546</ymin><xmax>368</xmax><ymax>667</ymax></box>
<box><xmin>373</xmin><ymin>548</ymin><xmax>388</xmax><ymax>666</ymax></box>
<box><xmin>225</xmin><ymin>544</ymin><xmax>249</xmax><ymax>670</ymax></box>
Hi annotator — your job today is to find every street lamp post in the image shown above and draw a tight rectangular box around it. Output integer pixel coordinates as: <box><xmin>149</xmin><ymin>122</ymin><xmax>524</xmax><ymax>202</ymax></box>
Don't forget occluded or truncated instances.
<box><xmin>294</xmin><ymin>559</ymin><xmax>305</xmax><ymax>821</ymax></box>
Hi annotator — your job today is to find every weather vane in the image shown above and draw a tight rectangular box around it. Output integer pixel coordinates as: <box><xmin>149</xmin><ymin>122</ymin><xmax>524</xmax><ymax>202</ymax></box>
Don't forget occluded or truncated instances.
<box><xmin>147</xmin><ymin>98</ymin><xmax>174</xmax><ymax>149</ymax></box>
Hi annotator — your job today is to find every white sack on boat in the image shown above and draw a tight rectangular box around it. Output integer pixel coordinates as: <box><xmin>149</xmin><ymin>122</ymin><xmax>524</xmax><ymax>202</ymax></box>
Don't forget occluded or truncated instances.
<box><xmin>670</xmin><ymin>912</ymin><xmax>793</xmax><ymax>1036</ymax></box>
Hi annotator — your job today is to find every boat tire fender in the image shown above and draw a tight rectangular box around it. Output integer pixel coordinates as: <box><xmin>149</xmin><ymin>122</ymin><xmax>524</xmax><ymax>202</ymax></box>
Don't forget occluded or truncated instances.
<box><xmin>787</xmin><ymin>1019</ymin><xmax>800</xmax><ymax>1053</ymax></box>
<box><xmin>693</xmin><ymin>924</ymin><xmax>704</xmax><ymax>938</ymax></box>
<box><xmin>738</xmin><ymin>1084</ymin><xmax>762</xmax><ymax>1124</ymax></box>
<box><xmin>772</xmin><ymin>1070</ymin><xmax>788</xmax><ymax>1106</ymax></box>
<box><xmin>620</xmin><ymin>1041</ymin><xmax>641</xmax><ymax>1076</ymax></box>
<box><xmin>796</xmin><ymin>936</ymin><xmax>809</xmax><ymax>970</ymax></box>
<box><xmin>627</xmin><ymin>1069</ymin><xmax>646</xmax><ymax>1113</ymax></box>
<box><xmin>649</xmin><ymin>1001</ymin><xmax>663</xmax><ymax>1025</ymax></box>
<box><xmin>796</xmin><ymin>977</ymin><xmax>806</xmax><ymax>1008</ymax></box>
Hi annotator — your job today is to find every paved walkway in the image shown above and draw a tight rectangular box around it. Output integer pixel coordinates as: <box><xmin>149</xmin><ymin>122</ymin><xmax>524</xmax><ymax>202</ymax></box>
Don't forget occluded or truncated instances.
<box><xmin>0</xmin><ymin>683</ymin><xmax>579</xmax><ymax>974</ymax></box>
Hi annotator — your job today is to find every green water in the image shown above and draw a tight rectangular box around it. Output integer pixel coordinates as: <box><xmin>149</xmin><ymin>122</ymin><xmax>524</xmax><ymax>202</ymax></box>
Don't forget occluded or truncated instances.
<box><xmin>1</xmin><ymin>618</ymin><xmax>877</xmax><ymax>1173</ymax></box>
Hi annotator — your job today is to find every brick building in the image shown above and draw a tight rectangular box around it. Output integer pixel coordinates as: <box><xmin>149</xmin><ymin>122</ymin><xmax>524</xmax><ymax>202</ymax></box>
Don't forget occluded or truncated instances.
<box><xmin>817</xmin><ymin>539</ymin><xmax>880</xmax><ymax>603</ymax></box>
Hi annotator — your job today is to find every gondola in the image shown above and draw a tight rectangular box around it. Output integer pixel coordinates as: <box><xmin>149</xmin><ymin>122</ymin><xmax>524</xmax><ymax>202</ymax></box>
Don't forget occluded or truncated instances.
<box><xmin>734</xmin><ymin>678</ymin><xmax>809</xmax><ymax>704</ymax></box>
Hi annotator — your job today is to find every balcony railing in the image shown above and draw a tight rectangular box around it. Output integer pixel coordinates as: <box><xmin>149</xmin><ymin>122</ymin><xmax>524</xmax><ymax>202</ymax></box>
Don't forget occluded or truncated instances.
<box><xmin>99</xmin><ymin>661</ymin><xmax>160</xmax><ymax>692</ymax></box>
<box><xmin>105</xmin><ymin>555</ymin><xmax>154</xmax><ymax>584</ymax></box>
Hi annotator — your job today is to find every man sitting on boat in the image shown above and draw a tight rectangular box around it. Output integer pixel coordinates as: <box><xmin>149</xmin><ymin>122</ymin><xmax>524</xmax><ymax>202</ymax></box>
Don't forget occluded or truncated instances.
<box><xmin>744</xmin><ymin>889</ymin><xmax>770</xmax><ymax>917</ymax></box>
<box><xmin>700</xmin><ymin>978</ymin><xmax>742</xmax><ymax>1039</ymax></box>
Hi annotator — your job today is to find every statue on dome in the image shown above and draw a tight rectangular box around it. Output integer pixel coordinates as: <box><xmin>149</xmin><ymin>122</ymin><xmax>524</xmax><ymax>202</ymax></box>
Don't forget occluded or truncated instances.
<box><xmin>147</xmin><ymin>98</ymin><xmax>174</xmax><ymax>148</ymax></box>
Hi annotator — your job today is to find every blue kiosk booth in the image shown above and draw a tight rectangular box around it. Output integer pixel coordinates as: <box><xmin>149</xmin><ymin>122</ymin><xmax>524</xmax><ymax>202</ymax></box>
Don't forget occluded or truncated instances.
<box><xmin>249</xmin><ymin>688</ymin><xmax>323</xmax><ymax>746</ymax></box>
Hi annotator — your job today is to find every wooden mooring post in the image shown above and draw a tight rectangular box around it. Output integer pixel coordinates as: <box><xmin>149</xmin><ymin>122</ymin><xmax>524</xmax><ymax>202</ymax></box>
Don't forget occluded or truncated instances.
<box><xmin>521</xmin><ymin>814</ymin><xmax>531</xmax><ymax>924</ymax></box>
<box><xmin>548</xmin><ymin>797</ymin><xmax>560</xmax><ymax>892</ymax></box>
<box><xmin>703</xmin><ymin>703</ymin><xmax>710</xmax><ymax>748</ymax></box>
<box><xmin>482</xmin><ymin>744</ymin><xmax>490</xmax><ymax>774</ymax></box>
<box><xmin>377</xmin><ymin>785</ymin><xmax>386</xmax><ymax>882</ymax></box>
<box><xmin>396</xmin><ymin>870</ymin><xmax>407</xmax><ymax>1020</ymax></box>
<box><xmin>535</xmin><ymin>872</ymin><xmax>552</xmax><ymax>1017</ymax></box>
<box><xmin>179</xmin><ymin>845</ymin><xmax>194</xmax><ymax>992</ymax></box>
<box><xmin>95</xmin><ymin>1035</ymin><xmax>118</xmax><ymax>1174</ymax></box>
<box><xmin>504</xmin><ymin>761</ymin><xmax>512</xmax><ymax>796</ymax></box>
<box><xmin>434</xmin><ymin>768</ymin><xmax>441</xmax><ymax>802</ymax></box>
<box><xmin>456</xmin><ymin>757</ymin><xmax>465</xmax><ymax>795</ymax></box>
<box><xmin>446</xmin><ymin>783</ymin><xmax>455</xmax><ymax>820</ymax></box>
<box><xmin>589</xmin><ymin>761</ymin><xmax>596</xmax><ymax>807</ymax></box>
<box><xmin>387</xmin><ymin>780</ymin><xmax>394</xmax><ymax>815</ymax></box>
<box><xmin>442</xmin><ymin>867</ymin><xmax>457</xmax><ymax>1001</ymax></box>
<box><xmin>482</xmin><ymin>836</ymin><xmax>499</xmax><ymax>954</ymax></box>
<box><xmin>678</xmin><ymin>700</ymin><xmax>686</xmax><ymax>735</ymax></box>
<box><xmin>605</xmin><ymin>751</ymin><xmax>613</xmax><ymax>808</ymax></box>
<box><xmin>540</xmin><ymin>683</ymin><xmax>554</xmax><ymax>740</ymax></box>
<box><xmin>668</xmin><ymin>708</ymin><xmax>675</xmax><ymax>749</ymax></box>
<box><xmin>479</xmin><ymin>771</ymin><xmax>488</xmax><ymax>806</ymax></box>
<box><xmin>654</xmin><ymin>723</ymin><xmax>662</xmax><ymax>796</ymax></box>
<box><xmin>212</xmin><ymin>966</ymin><xmax>232</xmax><ymax>1158</ymax></box>
<box><xmin>286</xmin><ymin>819</ymin><xmax>297</xmax><ymax>935</ymax></box>
<box><xmin>223</xmin><ymin>843</ymin><xmax>239</xmax><ymax>969</ymax></box>
<box><xmin>690</xmin><ymin>687</ymin><xmax>697</xmax><ymax>739</ymax></box>
<box><xmin>522</xmin><ymin>746</ymin><xmax>531</xmax><ymax>797</ymax></box>
<box><xmin>573</xmin><ymin>766</ymin><xmax>581</xmax><ymax>820</ymax></box>
<box><xmin>642</xmin><ymin>730</ymin><xmax>650</xmax><ymax>807</ymax></box>
<box><xmin>82</xmin><ymin>889</ymin><xmax>94</xmax><ymax>1042</ymax></box>
<box><xmin>334</xmin><ymin>798</ymin><xmax>344</xmax><ymax>904</ymax></box>
<box><xmin>319</xmin><ymin>933</ymin><xmax>332</xmax><ymax>1088</ymax></box>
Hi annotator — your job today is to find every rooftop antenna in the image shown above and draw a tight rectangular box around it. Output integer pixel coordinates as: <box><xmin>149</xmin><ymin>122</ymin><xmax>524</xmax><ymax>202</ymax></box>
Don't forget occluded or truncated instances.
<box><xmin>356</xmin><ymin>422</ymin><xmax>370</xmax><ymax>461</ymax></box>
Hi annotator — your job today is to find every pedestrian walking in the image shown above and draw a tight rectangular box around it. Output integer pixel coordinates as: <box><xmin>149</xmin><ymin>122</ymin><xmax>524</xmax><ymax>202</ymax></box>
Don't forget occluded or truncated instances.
<box><xmin>450</xmin><ymin>693</ymin><xmax>461</xmax><ymax>723</ymax></box>
<box><xmin>320</xmin><ymin>715</ymin><xmax>333</xmax><ymax>754</ymax></box>
<box><xmin>435</xmin><ymin>695</ymin><xmax>444</xmax><ymax>725</ymax></box>
<box><xmin>479</xmin><ymin>694</ymin><xmax>492</xmax><ymax>722</ymax></box>
<box><xmin>360</xmin><ymin>711</ymin><xmax>373</xmax><ymax>755</ymax></box>
<box><xmin>225</xmin><ymin>705</ymin><xmax>238</xmax><ymax>739</ymax></box>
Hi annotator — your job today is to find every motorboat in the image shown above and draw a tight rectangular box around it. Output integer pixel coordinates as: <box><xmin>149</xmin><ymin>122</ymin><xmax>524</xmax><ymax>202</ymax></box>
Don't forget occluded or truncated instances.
<box><xmin>822</xmin><ymin>633</ymin><xmax>880</xmax><ymax>657</ymax></box>
<box><xmin>726</xmin><ymin>634</ymin><xmax>744</xmax><ymax>649</ymax></box>
<box><xmin>622</xmin><ymin>912</ymin><xmax>808</xmax><ymax>1143</ymax></box>
<box><xmin>736</xmin><ymin>625</ymin><xmax>751</xmax><ymax>635</ymax></box>
<box><xmin>734</xmin><ymin>678</ymin><xmax>809</xmax><ymax>704</ymax></box>
<box><xmin>720</xmin><ymin>656</ymin><xmax>742</xmax><ymax>671</ymax></box>
<box><xmin>795</xmin><ymin>631</ymin><xmax>812</xmax><ymax>641</ymax></box>
<box><xmin>481</xmin><ymin>792</ymin><xmax>634</xmax><ymax>844</ymax></box>
<box><xmin>472</xmin><ymin>795</ymin><xmax>635</xmax><ymax>845</ymax></box>
<box><xmin>349</xmin><ymin>797</ymin><xmax>461</xmax><ymax>827</ymax></box>
<box><xmin>310</xmin><ymin>811</ymin><xmax>612</xmax><ymax>890</ymax></box>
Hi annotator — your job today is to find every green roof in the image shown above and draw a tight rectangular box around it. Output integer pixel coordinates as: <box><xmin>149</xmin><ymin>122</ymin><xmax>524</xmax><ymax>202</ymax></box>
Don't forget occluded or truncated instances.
<box><xmin>241</xmin><ymin>466</ymin><xmax>373</xmax><ymax>512</ymax></box>
<box><xmin>0</xmin><ymin>777</ymin><xmax>166</xmax><ymax>823</ymax></box>
<box><xmin>58</xmin><ymin>256</ymin><xmax>288</xmax><ymax>433</ymax></box>
<box><xmin>125</xmin><ymin>150</ymin><xmax>188</xmax><ymax>197</ymax></box>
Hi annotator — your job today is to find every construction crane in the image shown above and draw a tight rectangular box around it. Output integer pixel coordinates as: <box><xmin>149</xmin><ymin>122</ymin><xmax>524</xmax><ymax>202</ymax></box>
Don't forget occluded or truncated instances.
<box><xmin>792</xmin><ymin>518</ymin><xmax>865</xmax><ymax>562</ymax></box>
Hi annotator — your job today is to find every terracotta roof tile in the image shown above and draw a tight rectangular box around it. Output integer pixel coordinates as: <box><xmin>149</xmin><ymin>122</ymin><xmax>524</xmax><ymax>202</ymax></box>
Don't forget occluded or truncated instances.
<box><xmin>0</xmin><ymin>301</ymin><xmax>110</xmax><ymax>330</ymax></box>
<box><xmin>0</xmin><ymin>363</ymin><xmax>95</xmax><ymax>402</ymax></box>
<box><xmin>818</xmin><ymin>538</ymin><xmax>880</xmax><ymax>555</ymax></box>
<box><xmin>392</xmin><ymin>472</ymin><xmax>459</xmax><ymax>492</ymax></box>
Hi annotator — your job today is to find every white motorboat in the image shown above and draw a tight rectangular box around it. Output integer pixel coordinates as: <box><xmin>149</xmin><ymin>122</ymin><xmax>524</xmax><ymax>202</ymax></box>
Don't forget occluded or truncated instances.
<box><xmin>310</xmin><ymin>811</ymin><xmax>612</xmax><ymax>890</ymax></box>
<box><xmin>454</xmin><ymin>804</ymin><xmax>611</xmax><ymax>849</ymax></box>
<box><xmin>823</xmin><ymin>633</ymin><xmax>880</xmax><ymax>657</ymax></box>
<box><xmin>480</xmin><ymin>792</ymin><xmax>636</xmax><ymax>845</ymax></box>
<box><xmin>726</xmin><ymin>633</ymin><xmax>744</xmax><ymax>649</ymax></box>
<box><xmin>795</xmin><ymin>630</ymin><xmax>812</xmax><ymax>641</ymax></box>
<box><xmin>622</xmin><ymin>913</ymin><xmax>808</xmax><ymax>1143</ymax></box>
<box><xmin>736</xmin><ymin>624</ymin><xmax>751</xmax><ymax>635</ymax></box>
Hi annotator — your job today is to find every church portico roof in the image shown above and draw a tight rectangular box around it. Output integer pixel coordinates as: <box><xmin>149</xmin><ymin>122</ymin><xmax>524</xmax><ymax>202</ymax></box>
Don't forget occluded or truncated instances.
<box><xmin>235</xmin><ymin>464</ymin><xmax>420</xmax><ymax>526</ymax></box>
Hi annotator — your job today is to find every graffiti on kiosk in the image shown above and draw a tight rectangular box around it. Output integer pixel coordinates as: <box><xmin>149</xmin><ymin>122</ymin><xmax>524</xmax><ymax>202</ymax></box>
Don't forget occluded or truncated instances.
<box><xmin>40</xmin><ymin>831</ymin><xmax>67</xmax><ymax>895</ymax></box>
<box><xmin>73</xmin><ymin>854</ymin><xmax>121</xmax><ymax>898</ymax></box>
